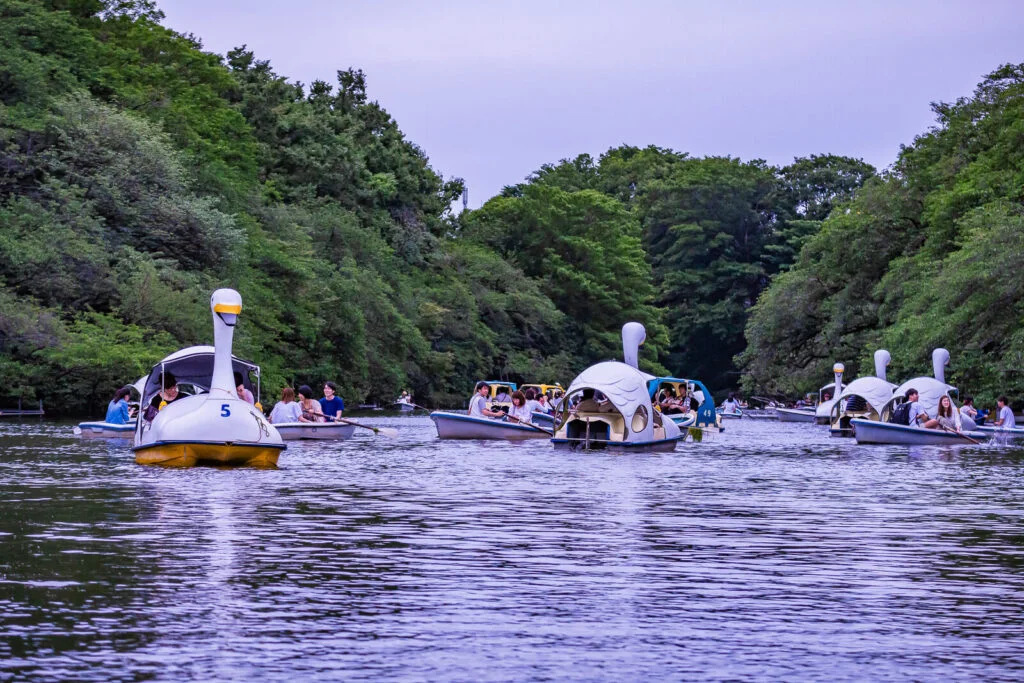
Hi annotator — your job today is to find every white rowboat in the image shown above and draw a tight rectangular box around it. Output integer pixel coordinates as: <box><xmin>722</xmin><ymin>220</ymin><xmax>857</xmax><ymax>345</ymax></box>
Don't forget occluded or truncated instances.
<box><xmin>431</xmin><ymin>412</ymin><xmax>550</xmax><ymax>440</ymax></box>
<box><xmin>273</xmin><ymin>422</ymin><xmax>357</xmax><ymax>440</ymax></box>
<box><xmin>851</xmin><ymin>419</ymin><xmax>987</xmax><ymax>445</ymax></box>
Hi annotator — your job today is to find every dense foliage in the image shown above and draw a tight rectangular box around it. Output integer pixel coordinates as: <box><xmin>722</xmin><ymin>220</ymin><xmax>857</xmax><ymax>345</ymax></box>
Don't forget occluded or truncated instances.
<box><xmin>740</xmin><ymin>65</ymin><xmax>1024</xmax><ymax>406</ymax></box>
<box><xmin>1</xmin><ymin>0</ymin><xmax>1014</xmax><ymax>415</ymax></box>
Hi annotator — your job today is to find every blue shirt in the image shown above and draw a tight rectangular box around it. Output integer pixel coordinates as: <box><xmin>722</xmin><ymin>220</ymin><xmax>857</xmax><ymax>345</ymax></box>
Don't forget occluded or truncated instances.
<box><xmin>105</xmin><ymin>399</ymin><xmax>131</xmax><ymax>424</ymax></box>
<box><xmin>319</xmin><ymin>396</ymin><xmax>344</xmax><ymax>419</ymax></box>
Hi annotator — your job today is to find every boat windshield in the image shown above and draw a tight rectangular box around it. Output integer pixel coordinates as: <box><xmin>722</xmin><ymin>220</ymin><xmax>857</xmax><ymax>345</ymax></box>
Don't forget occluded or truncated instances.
<box><xmin>141</xmin><ymin>350</ymin><xmax>260</xmax><ymax>406</ymax></box>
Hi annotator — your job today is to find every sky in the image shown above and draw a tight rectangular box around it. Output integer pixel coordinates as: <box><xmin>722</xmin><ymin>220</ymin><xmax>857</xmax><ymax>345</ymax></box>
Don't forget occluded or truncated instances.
<box><xmin>159</xmin><ymin>0</ymin><xmax>1024</xmax><ymax>208</ymax></box>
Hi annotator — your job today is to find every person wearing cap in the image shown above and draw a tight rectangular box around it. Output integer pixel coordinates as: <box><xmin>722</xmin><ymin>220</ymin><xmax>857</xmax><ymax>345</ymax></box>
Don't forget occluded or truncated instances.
<box><xmin>469</xmin><ymin>381</ymin><xmax>505</xmax><ymax>419</ymax></box>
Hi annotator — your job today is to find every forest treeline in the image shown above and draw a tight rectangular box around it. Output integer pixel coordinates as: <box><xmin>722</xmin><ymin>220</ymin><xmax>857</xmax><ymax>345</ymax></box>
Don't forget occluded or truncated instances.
<box><xmin>0</xmin><ymin>1</ymin><xmax>1020</xmax><ymax>414</ymax></box>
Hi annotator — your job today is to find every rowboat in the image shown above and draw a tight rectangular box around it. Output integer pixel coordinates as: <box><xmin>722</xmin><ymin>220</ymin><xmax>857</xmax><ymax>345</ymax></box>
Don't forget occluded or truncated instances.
<box><xmin>74</xmin><ymin>376</ymin><xmax>147</xmax><ymax>438</ymax></box>
<box><xmin>853</xmin><ymin>349</ymin><xmax>978</xmax><ymax>446</ymax></box>
<box><xmin>273</xmin><ymin>422</ymin><xmax>357</xmax><ymax>440</ymax></box>
<box><xmin>132</xmin><ymin>289</ymin><xmax>285</xmax><ymax>467</ymax></box>
<box><xmin>393</xmin><ymin>401</ymin><xmax>416</xmax><ymax>413</ymax></box>
<box><xmin>850</xmin><ymin>419</ymin><xmax>987</xmax><ymax>445</ymax></box>
<box><xmin>777</xmin><ymin>407</ymin><xmax>816</xmax><ymax>423</ymax></box>
<box><xmin>976</xmin><ymin>425</ymin><xmax>1024</xmax><ymax>439</ymax></box>
<box><xmin>430</xmin><ymin>412</ymin><xmax>550</xmax><ymax>440</ymax></box>
<box><xmin>829</xmin><ymin>350</ymin><xmax>896</xmax><ymax>436</ymax></box>
<box><xmin>552</xmin><ymin>323</ymin><xmax>683</xmax><ymax>452</ymax></box>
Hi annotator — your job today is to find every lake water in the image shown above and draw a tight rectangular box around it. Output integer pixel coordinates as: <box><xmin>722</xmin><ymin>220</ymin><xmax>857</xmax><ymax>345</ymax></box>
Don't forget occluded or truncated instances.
<box><xmin>2</xmin><ymin>417</ymin><xmax>1024</xmax><ymax>681</ymax></box>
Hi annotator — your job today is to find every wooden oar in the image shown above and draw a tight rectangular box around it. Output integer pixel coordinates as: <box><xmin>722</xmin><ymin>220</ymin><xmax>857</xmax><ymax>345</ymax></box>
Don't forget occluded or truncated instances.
<box><xmin>304</xmin><ymin>412</ymin><xmax>398</xmax><ymax>437</ymax></box>
<box><xmin>505</xmin><ymin>414</ymin><xmax>554</xmax><ymax>436</ymax></box>
<box><xmin>939</xmin><ymin>423</ymin><xmax>981</xmax><ymax>445</ymax></box>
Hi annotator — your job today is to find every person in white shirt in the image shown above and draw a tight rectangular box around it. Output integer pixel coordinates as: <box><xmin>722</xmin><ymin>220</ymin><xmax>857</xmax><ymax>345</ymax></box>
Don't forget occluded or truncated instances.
<box><xmin>721</xmin><ymin>393</ymin><xmax>741</xmax><ymax>414</ymax></box>
<box><xmin>508</xmin><ymin>391</ymin><xmax>533</xmax><ymax>424</ymax></box>
<box><xmin>996</xmin><ymin>396</ymin><xmax>1016</xmax><ymax>429</ymax></box>
<box><xmin>268</xmin><ymin>387</ymin><xmax>302</xmax><ymax>424</ymax></box>
<box><xmin>904</xmin><ymin>389</ymin><xmax>926</xmax><ymax>427</ymax></box>
<box><xmin>524</xmin><ymin>388</ymin><xmax>546</xmax><ymax>416</ymax></box>
<box><xmin>469</xmin><ymin>382</ymin><xmax>505</xmax><ymax>419</ymax></box>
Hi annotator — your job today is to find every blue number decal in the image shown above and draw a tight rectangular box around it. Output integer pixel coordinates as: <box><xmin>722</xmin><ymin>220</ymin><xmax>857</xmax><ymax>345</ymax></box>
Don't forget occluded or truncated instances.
<box><xmin>221</xmin><ymin>404</ymin><xmax>231</xmax><ymax>417</ymax></box>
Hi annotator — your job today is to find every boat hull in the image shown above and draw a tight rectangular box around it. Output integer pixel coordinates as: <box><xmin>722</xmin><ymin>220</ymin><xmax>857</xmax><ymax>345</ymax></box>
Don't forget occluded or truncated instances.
<box><xmin>532</xmin><ymin>411</ymin><xmax>554</xmax><ymax>427</ymax></box>
<box><xmin>719</xmin><ymin>411</ymin><xmax>742</xmax><ymax>420</ymax></box>
<box><xmin>74</xmin><ymin>421</ymin><xmax>136</xmax><ymax>438</ymax></box>
<box><xmin>851</xmin><ymin>419</ymin><xmax>987</xmax><ymax>445</ymax></box>
<box><xmin>669</xmin><ymin>414</ymin><xmax>696</xmax><ymax>427</ymax></box>
<box><xmin>431</xmin><ymin>411</ymin><xmax>549</xmax><ymax>440</ymax></box>
<box><xmin>551</xmin><ymin>435</ymin><xmax>682</xmax><ymax>453</ymax></box>
<box><xmin>133</xmin><ymin>441</ymin><xmax>284</xmax><ymax>467</ymax></box>
<box><xmin>274</xmin><ymin>422</ymin><xmax>356</xmax><ymax>441</ymax></box>
<box><xmin>777</xmin><ymin>408</ymin><xmax>816</xmax><ymax>423</ymax></box>
<box><xmin>977</xmin><ymin>425</ymin><xmax>1024</xmax><ymax>439</ymax></box>
<box><xmin>394</xmin><ymin>402</ymin><xmax>415</xmax><ymax>413</ymax></box>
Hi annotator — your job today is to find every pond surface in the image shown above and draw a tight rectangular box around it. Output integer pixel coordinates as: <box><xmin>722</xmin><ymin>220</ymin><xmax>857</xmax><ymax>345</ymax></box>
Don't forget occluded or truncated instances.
<box><xmin>2</xmin><ymin>417</ymin><xmax>1024</xmax><ymax>681</ymax></box>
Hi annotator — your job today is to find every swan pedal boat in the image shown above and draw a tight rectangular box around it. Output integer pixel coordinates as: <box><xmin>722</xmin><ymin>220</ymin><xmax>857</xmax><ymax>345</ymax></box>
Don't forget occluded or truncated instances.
<box><xmin>273</xmin><ymin>421</ymin><xmax>357</xmax><ymax>441</ymax></box>
<box><xmin>430</xmin><ymin>411</ymin><xmax>550</xmax><ymax>440</ymax></box>
<box><xmin>850</xmin><ymin>419</ymin><xmax>988</xmax><ymax>445</ymax></box>
<box><xmin>132</xmin><ymin>289</ymin><xmax>285</xmax><ymax>467</ymax></box>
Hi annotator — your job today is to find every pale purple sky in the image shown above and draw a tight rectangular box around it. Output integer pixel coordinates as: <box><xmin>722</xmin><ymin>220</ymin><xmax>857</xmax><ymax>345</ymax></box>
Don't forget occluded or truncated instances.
<box><xmin>160</xmin><ymin>0</ymin><xmax>1022</xmax><ymax>207</ymax></box>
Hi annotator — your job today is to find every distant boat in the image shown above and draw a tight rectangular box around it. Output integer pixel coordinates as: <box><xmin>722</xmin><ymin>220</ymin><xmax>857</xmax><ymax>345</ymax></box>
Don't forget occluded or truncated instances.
<box><xmin>430</xmin><ymin>412</ymin><xmax>550</xmax><ymax>440</ymax></box>
<box><xmin>551</xmin><ymin>323</ymin><xmax>683</xmax><ymax>452</ymax></box>
<box><xmin>74</xmin><ymin>375</ymin><xmax>147</xmax><ymax>438</ymax></box>
<box><xmin>776</xmin><ymin>407</ymin><xmax>815</xmax><ymax>422</ymax></box>
<box><xmin>813</xmin><ymin>363</ymin><xmax>845</xmax><ymax>424</ymax></box>
<box><xmin>132</xmin><ymin>289</ymin><xmax>285</xmax><ymax>467</ymax></box>
<box><xmin>830</xmin><ymin>350</ymin><xmax>896</xmax><ymax>437</ymax></box>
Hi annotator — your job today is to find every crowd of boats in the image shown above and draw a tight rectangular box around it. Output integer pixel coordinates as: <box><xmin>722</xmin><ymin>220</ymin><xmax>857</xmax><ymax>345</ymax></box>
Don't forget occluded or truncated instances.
<box><xmin>69</xmin><ymin>288</ymin><xmax>1022</xmax><ymax>468</ymax></box>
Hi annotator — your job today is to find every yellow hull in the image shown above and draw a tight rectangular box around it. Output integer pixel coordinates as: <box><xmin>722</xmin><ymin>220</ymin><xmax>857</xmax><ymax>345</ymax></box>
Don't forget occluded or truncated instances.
<box><xmin>134</xmin><ymin>442</ymin><xmax>282</xmax><ymax>468</ymax></box>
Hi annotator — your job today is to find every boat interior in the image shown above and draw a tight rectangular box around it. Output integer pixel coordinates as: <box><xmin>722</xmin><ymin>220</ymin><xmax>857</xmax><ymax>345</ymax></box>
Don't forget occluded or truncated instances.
<box><xmin>558</xmin><ymin>388</ymin><xmax>667</xmax><ymax>447</ymax></box>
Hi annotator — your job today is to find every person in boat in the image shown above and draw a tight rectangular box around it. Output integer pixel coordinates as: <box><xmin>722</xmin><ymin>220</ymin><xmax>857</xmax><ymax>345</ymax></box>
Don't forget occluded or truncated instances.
<box><xmin>470</xmin><ymin>381</ymin><xmax>505</xmax><ymax>420</ymax></box>
<box><xmin>687</xmin><ymin>384</ymin><xmax>706</xmax><ymax>407</ymax></box>
<box><xmin>234</xmin><ymin>372</ymin><xmax>255</xmax><ymax>405</ymax></box>
<box><xmin>105</xmin><ymin>386</ymin><xmax>134</xmax><ymax>424</ymax></box>
<box><xmin>524</xmin><ymin>388</ymin><xmax>547</xmax><ymax>415</ymax></box>
<box><xmin>721</xmin><ymin>393</ymin><xmax>741</xmax><ymax>414</ymax></box>
<box><xmin>508</xmin><ymin>391</ymin><xmax>533</xmax><ymax>425</ymax></box>
<box><xmin>923</xmin><ymin>395</ymin><xmax>961</xmax><ymax>432</ymax></box>
<box><xmin>537</xmin><ymin>394</ymin><xmax>550</xmax><ymax>412</ymax></box>
<box><xmin>320</xmin><ymin>381</ymin><xmax>345</xmax><ymax>421</ymax></box>
<box><xmin>268</xmin><ymin>387</ymin><xmax>302</xmax><ymax>424</ymax></box>
<box><xmin>494</xmin><ymin>386</ymin><xmax>512</xmax><ymax>403</ymax></box>
<box><xmin>995</xmin><ymin>396</ymin><xmax>1016</xmax><ymax>429</ymax></box>
<box><xmin>658</xmin><ymin>386</ymin><xmax>684</xmax><ymax>415</ymax></box>
<box><xmin>298</xmin><ymin>385</ymin><xmax>325</xmax><ymax>423</ymax></box>
<box><xmin>143</xmin><ymin>372</ymin><xmax>184</xmax><ymax>422</ymax></box>
<box><xmin>902</xmin><ymin>388</ymin><xmax>928</xmax><ymax>428</ymax></box>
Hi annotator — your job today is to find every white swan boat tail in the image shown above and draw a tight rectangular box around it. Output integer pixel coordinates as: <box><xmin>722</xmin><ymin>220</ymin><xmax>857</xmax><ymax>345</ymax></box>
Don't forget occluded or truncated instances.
<box><xmin>830</xmin><ymin>350</ymin><xmax>897</xmax><ymax>436</ymax></box>
<box><xmin>132</xmin><ymin>289</ymin><xmax>285</xmax><ymax>467</ymax></box>
<box><xmin>552</xmin><ymin>323</ymin><xmax>683</xmax><ymax>452</ymax></box>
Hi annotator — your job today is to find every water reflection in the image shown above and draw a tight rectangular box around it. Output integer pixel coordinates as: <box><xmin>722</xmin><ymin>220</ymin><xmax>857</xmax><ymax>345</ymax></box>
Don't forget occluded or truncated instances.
<box><xmin>2</xmin><ymin>418</ymin><xmax>1024</xmax><ymax>680</ymax></box>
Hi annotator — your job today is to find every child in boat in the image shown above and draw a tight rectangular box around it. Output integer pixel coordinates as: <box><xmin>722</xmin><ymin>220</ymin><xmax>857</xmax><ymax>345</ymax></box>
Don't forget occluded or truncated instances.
<box><xmin>269</xmin><ymin>387</ymin><xmax>302</xmax><ymax>424</ymax></box>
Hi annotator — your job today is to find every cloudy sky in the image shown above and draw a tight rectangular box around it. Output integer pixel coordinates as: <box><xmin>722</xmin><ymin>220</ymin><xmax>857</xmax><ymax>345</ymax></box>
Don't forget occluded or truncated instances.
<box><xmin>160</xmin><ymin>0</ymin><xmax>1023</xmax><ymax>207</ymax></box>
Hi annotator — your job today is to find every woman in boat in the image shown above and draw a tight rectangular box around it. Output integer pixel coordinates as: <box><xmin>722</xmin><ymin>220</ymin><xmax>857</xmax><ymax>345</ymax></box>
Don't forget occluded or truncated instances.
<box><xmin>721</xmin><ymin>393</ymin><xmax>741</xmax><ymax>414</ymax></box>
<box><xmin>105</xmin><ymin>386</ymin><xmax>134</xmax><ymax>424</ymax></box>
<box><xmin>508</xmin><ymin>390</ymin><xmax>533</xmax><ymax>425</ymax></box>
<box><xmin>523</xmin><ymin>388</ymin><xmax>545</xmax><ymax>415</ymax></box>
<box><xmin>269</xmin><ymin>387</ymin><xmax>302</xmax><ymax>424</ymax></box>
<box><xmin>925</xmin><ymin>395</ymin><xmax>962</xmax><ymax>432</ymax></box>
<box><xmin>297</xmin><ymin>385</ymin><xmax>325</xmax><ymax>423</ymax></box>
<box><xmin>143</xmin><ymin>372</ymin><xmax>183</xmax><ymax>422</ymax></box>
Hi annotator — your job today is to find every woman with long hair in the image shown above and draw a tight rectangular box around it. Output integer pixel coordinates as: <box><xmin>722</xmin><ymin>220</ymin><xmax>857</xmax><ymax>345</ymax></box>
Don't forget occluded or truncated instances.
<box><xmin>105</xmin><ymin>385</ymin><xmax>134</xmax><ymax>424</ymax></box>
<box><xmin>926</xmin><ymin>395</ymin><xmax>962</xmax><ymax>432</ymax></box>
<box><xmin>297</xmin><ymin>385</ymin><xmax>325</xmax><ymax>423</ymax></box>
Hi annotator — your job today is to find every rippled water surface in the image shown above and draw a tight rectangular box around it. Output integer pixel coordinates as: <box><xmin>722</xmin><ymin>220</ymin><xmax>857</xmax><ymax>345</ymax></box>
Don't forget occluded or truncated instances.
<box><xmin>3</xmin><ymin>417</ymin><xmax>1024</xmax><ymax>681</ymax></box>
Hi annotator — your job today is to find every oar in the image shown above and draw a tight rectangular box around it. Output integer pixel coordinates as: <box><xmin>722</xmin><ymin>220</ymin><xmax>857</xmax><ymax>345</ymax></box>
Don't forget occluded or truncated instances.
<box><xmin>304</xmin><ymin>411</ymin><xmax>399</xmax><ymax>437</ymax></box>
<box><xmin>939</xmin><ymin>423</ymin><xmax>981</xmax><ymax>445</ymax></box>
<box><xmin>505</xmin><ymin>414</ymin><xmax>554</xmax><ymax>436</ymax></box>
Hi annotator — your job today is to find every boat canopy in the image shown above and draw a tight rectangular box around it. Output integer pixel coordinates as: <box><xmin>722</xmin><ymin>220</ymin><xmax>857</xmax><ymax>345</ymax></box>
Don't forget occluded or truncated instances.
<box><xmin>141</xmin><ymin>345</ymin><xmax>260</xmax><ymax>406</ymax></box>
<box><xmin>834</xmin><ymin>377</ymin><xmax>896</xmax><ymax>416</ymax></box>
<box><xmin>564</xmin><ymin>361</ymin><xmax>655</xmax><ymax>422</ymax></box>
<box><xmin>885</xmin><ymin>376</ymin><xmax>956</xmax><ymax>418</ymax></box>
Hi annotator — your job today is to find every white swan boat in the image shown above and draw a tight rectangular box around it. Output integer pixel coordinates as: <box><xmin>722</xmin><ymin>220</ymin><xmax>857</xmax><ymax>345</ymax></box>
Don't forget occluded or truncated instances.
<box><xmin>430</xmin><ymin>411</ymin><xmax>551</xmax><ymax>440</ymax></box>
<box><xmin>829</xmin><ymin>350</ymin><xmax>897</xmax><ymax>437</ymax></box>
<box><xmin>273</xmin><ymin>421</ymin><xmax>357</xmax><ymax>441</ymax></box>
<box><xmin>813</xmin><ymin>363</ymin><xmax>845</xmax><ymax>424</ymax></box>
<box><xmin>132</xmin><ymin>289</ymin><xmax>285</xmax><ymax>467</ymax></box>
<box><xmin>552</xmin><ymin>323</ymin><xmax>683</xmax><ymax>452</ymax></box>
<box><xmin>853</xmin><ymin>349</ymin><xmax>985</xmax><ymax>446</ymax></box>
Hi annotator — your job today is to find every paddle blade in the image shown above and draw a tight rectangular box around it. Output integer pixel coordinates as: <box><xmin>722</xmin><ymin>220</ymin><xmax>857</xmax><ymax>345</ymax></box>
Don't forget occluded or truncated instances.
<box><xmin>376</xmin><ymin>427</ymin><xmax>399</xmax><ymax>438</ymax></box>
